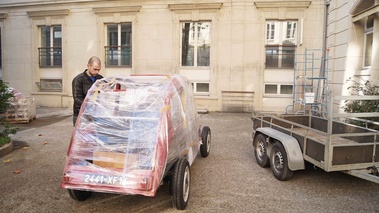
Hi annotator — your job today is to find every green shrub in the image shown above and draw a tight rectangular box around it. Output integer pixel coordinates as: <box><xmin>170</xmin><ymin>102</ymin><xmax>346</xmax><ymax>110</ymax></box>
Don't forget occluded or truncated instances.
<box><xmin>0</xmin><ymin>80</ymin><xmax>17</xmax><ymax>147</ymax></box>
<box><xmin>343</xmin><ymin>76</ymin><xmax>379</xmax><ymax>129</ymax></box>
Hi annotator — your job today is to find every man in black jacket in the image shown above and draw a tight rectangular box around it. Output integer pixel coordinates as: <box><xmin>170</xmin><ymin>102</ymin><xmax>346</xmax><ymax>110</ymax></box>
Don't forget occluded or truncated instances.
<box><xmin>72</xmin><ymin>56</ymin><xmax>104</xmax><ymax>126</ymax></box>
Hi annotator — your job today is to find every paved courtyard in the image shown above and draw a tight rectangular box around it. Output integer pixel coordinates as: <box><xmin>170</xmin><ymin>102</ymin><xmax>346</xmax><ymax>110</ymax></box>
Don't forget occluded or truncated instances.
<box><xmin>0</xmin><ymin>108</ymin><xmax>378</xmax><ymax>212</ymax></box>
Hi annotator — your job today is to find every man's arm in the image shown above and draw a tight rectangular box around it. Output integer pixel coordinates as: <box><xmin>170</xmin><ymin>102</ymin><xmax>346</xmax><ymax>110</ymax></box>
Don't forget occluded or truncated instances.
<box><xmin>72</xmin><ymin>76</ymin><xmax>85</xmax><ymax>107</ymax></box>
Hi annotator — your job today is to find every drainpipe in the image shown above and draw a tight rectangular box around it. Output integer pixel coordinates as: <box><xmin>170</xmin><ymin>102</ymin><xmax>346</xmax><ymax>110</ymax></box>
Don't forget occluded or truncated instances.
<box><xmin>320</xmin><ymin>0</ymin><xmax>329</xmax><ymax>78</ymax></box>
<box><xmin>317</xmin><ymin>0</ymin><xmax>329</xmax><ymax>115</ymax></box>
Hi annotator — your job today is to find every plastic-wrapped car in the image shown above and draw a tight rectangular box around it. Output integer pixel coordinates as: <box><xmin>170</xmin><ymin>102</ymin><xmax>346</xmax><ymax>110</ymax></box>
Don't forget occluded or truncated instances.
<box><xmin>61</xmin><ymin>74</ymin><xmax>211</xmax><ymax>210</ymax></box>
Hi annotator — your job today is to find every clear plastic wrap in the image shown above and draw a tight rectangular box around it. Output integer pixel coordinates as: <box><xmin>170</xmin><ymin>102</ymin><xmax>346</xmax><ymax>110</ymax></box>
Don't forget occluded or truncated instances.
<box><xmin>61</xmin><ymin>75</ymin><xmax>201</xmax><ymax>197</ymax></box>
<box><xmin>1</xmin><ymin>87</ymin><xmax>36</xmax><ymax>123</ymax></box>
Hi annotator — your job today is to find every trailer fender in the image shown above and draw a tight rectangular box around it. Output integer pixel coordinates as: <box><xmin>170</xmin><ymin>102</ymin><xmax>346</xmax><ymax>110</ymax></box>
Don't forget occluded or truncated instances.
<box><xmin>255</xmin><ymin>127</ymin><xmax>305</xmax><ymax>171</ymax></box>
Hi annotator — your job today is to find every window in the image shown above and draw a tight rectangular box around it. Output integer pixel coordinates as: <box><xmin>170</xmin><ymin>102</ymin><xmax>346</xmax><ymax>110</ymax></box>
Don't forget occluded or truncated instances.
<box><xmin>265</xmin><ymin>21</ymin><xmax>297</xmax><ymax>69</ymax></box>
<box><xmin>286</xmin><ymin>22</ymin><xmax>297</xmax><ymax>43</ymax></box>
<box><xmin>39</xmin><ymin>26</ymin><xmax>62</xmax><ymax>67</ymax></box>
<box><xmin>266</xmin><ymin>22</ymin><xmax>275</xmax><ymax>44</ymax></box>
<box><xmin>265</xmin><ymin>83</ymin><xmax>293</xmax><ymax>95</ymax></box>
<box><xmin>35</xmin><ymin>79</ymin><xmax>62</xmax><ymax>92</ymax></box>
<box><xmin>191</xmin><ymin>82</ymin><xmax>210</xmax><ymax>94</ymax></box>
<box><xmin>105</xmin><ymin>23</ymin><xmax>132</xmax><ymax>67</ymax></box>
<box><xmin>181</xmin><ymin>22</ymin><xmax>211</xmax><ymax>67</ymax></box>
<box><xmin>266</xmin><ymin>46</ymin><xmax>295</xmax><ymax>69</ymax></box>
<box><xmin>363</xmin><ymin>15</ymin><xmax>374</xmax><ymax>67</ymax></box>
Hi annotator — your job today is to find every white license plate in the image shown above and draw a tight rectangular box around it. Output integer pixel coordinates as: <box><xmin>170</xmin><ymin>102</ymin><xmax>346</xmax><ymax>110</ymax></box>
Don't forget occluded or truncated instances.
<box><xmin>83</xmin><ymin>174</ymin><xmax>128</xmax><ymax>186</ymax></box>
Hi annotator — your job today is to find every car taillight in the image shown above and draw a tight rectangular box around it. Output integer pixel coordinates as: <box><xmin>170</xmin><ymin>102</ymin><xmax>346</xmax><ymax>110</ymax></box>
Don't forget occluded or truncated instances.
<box><xmin>63</xmin><ymin>175</ymin><xmax>71</xmax><ymax>183</ymax></box>
<box><xmin>139</xmin><ymin>177</ymin><xmax>149</xmax><ymax>190</ymax></box>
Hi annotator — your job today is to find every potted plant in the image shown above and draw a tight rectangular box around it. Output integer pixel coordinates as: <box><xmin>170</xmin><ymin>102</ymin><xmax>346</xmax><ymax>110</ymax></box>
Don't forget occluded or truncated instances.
<box><xmin>0</xmin><ymin>80</ymin><xmax>17</xmax><ymax>150</ymax></box>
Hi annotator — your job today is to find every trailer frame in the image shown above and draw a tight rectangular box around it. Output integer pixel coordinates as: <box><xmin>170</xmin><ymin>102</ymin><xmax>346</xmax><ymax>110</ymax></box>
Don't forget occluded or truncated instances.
<box><xmin>252</xmin><ymin>95</ymin><xmax>379</xmax><ymax>183</ymax></box>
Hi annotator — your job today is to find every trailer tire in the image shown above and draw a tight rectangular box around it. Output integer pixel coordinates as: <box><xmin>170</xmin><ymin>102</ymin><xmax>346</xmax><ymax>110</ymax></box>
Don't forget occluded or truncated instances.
<box><xmin>67</xmin><ymin>189</ymin><xmax>92</xmax><ymax>201</ymax></box>
<box><xmin>253</xmin><ymin>134</ymin><xmax>270</xmax><ymax>167</ymax></box>
<box><xmin>171</xmin><ymin>158</ymin><xmax>190</xmax><ymax>210</ymax></box>
<box><xmin>270</xmin><ymin>142</ymin><xmax>293</xmax><ymax>181</ymax></box>
<box><xmin>200</xmin><ymin>126</ymin><xmax>211</xmax><ymax>157</ymax></box>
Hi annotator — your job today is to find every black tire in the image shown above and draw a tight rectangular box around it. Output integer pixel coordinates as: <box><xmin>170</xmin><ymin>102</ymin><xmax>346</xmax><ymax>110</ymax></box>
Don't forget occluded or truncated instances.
<box><xmin>200</xmin><ymin>126</ymin><xmax>211</xmax><ymax>157</ymax></box>
<box><xmin>171</xmin><ymin>158</ymin><xmax>190</xmax><ymax>210</ymax></box>
<box><xmin>67</xmin><ymin>189</ymin><xmax>92</xmax><ymax>201</ymax></box>
<box><xmin>253</xmin><ymin>134</ymin><xmax>270</xmax><ymax>167</ymax></box>
<box><xmin>270</xmin><ymin>142</ymin><xmax>293</xmax><ymax>181</ymax></box>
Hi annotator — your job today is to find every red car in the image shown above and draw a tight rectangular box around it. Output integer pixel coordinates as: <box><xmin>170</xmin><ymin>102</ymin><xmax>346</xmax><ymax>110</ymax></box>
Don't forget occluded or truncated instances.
<box><xmin>61</xmin><ymin>74</ymin><xmax>211</xmax><ymax>210</ymax></box>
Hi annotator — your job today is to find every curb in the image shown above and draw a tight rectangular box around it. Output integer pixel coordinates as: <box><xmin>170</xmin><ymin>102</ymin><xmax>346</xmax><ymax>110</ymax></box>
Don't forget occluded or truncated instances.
<box><xmin>0</xmin><ymin>141</ymin><xmax>13</xmax><ymax>158</ymax></box>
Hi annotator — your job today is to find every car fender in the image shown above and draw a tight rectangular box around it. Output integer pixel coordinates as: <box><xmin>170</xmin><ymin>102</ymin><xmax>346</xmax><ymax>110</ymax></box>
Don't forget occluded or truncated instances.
<box><xmin>255</xmin><ymin>127</ymin><xmax>305</xmax><ymax>171</ymax></box>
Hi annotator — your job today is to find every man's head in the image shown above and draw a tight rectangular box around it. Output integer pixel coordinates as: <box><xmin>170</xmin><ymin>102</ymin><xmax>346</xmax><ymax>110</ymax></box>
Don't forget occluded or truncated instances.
<box><xmin>86</xmin><ymin>56</ymin><xmax>101</xmax><ymax>77</ymax></box>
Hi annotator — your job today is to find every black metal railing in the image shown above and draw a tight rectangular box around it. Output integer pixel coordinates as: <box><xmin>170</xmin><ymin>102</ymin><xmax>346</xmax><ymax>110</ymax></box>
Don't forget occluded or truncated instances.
<box><xmin>38</xmin><ymin>47</ymin><xmax>62</xmax><ymax>67</ymax></box>
<box><xmin>105</xmin><ymin>46</ymin><xmax>132</xmax><ymax>67</ymax></box>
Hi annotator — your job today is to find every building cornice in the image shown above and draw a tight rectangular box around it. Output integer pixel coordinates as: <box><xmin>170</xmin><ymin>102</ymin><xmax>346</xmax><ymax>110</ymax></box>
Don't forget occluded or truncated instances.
<box><xmin>352</xmin><ymin>4</ymin><xmax>379</xmax><ymax>22</ymax></box>
<box><xmin>0</xmin><ymin>0</ymin><xmax>118</xmax><ymax>9</ymax></box>
<box><xmin>27</xmin><ymin>9</ymin><xmax>70</xmax><ymax>18</ymax></box>
<box><xmin>92</xmin><ymin>6</ymin><xmax>141</xmax><ymax>14</ymax></box>
<box><xmin>169</xmin><ymin>3</ymin><xmax>223</xmax><ymax>11</ymax></box>
<box><xmin>0</xmin><ymin>13</ymin><xmax>7</xmax><ymax>19</ymax></box>
<box><xmin>254</xmin><ymin>1</ymin><xmax>311</xmax><ymax>9</ymax></box>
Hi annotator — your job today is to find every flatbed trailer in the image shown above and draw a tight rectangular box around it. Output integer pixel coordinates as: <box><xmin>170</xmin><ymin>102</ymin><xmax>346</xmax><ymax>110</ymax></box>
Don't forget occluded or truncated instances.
<box><xmin>251</xmin><ymin>95</ymin><xmax>379</xmax><ymax>183</ymax></box>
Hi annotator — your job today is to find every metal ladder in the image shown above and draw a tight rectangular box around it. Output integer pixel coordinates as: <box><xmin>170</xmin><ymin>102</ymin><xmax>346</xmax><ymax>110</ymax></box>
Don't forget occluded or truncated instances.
<box><xmin>286</xmin><ymin>48</ymin><xmax>329</xmax><ymax>116</ymax></box>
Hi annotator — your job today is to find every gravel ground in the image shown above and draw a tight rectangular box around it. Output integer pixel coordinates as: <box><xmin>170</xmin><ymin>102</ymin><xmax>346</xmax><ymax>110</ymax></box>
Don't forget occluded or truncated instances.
<box><xmin>0</xmin><ymin>110</ymin><xmax>378</xmax><ymax>213</ymax></box>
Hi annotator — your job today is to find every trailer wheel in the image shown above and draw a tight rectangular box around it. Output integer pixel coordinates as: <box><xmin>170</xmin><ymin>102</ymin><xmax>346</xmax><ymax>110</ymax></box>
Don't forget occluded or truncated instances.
<box><xmin>171</xmin><ymin>158</ymin><xmax>190</xmax><ymax>210</ymax></box>
<box><xmin>200</xmin><ymin>126</ymin><xmax>211</xmax><ymax>157</ymax></box>
<box><xmin>253</xmin><ymin>134</ymin><xmax>270</xmax><ymax>167</ymax></box>
<box><xmin>270</xmin><ymin>142</ymin><xmax>293</xmax><ymax>181</ymax></box>
<box><xmin>67</xmin><ymin>189</ymin><xmax>92</xmax><ymax>201</ymax></box>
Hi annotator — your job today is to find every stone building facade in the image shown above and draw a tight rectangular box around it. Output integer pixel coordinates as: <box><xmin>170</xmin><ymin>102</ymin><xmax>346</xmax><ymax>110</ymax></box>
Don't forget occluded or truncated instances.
<box><xmin>0</xmin><ymin>0</ymin><xmax>353</xmax><ymax>113</ymax></box>
<box><xmin>327</xmin><ymin>0</ymin><xmax>379</xmax><ymax>98</ymax></box>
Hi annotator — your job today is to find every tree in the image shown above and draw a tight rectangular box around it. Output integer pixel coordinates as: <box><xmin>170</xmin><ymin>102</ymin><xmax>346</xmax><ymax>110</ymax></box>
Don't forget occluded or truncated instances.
<box><xmin>0</xmin><ymin>80</ymin><xmax>17</xmax><ymax>147</ymax></box>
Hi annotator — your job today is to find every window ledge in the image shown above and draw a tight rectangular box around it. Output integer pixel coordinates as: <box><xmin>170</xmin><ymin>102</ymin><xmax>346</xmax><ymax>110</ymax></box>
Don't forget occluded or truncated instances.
<box><xmin>180</xmin><ymin>66</ymin><xmax>211</xmax><ymax>70</ymax></box>
<box><xmin>195</xmin><ymin>95</ymin><xmax>218</xmax><ymax>100</ymax></box>
<box><xmin>254</xmin><ymin>1</ymin><xmax>311</xmax><ymax>9</ymax></box>
<box><xmin>105</xmin><ymin>65</ymin><xmax>132</xmax><ymax>68</ymax></box>
<box><xmin>169</xmin><ymin>3</ymin><xmax>222</xmax><ymax>11</ymax></box>
<box><xmin>31</xmin><ymin>92</ymin><xmax>69</xmax><ymax>96</ymax></box>
<box><xmin>27</xmin><ymin>9</ymin><xmax>69</xmax><ymax>17</ymax></box>
<box><xmin>264</xmin><ymin>68</ymin><xmax>295</xmax><ymax>71</ymax></box>
<box><xmin>263</xmin><ymin>95</ymin><xmax>292</xmax><ymax>98</ymax></box>
<box><xmin>93</xmin><ymin>6</ymin><xmax>141</xmax><ymax>14</ymax></box>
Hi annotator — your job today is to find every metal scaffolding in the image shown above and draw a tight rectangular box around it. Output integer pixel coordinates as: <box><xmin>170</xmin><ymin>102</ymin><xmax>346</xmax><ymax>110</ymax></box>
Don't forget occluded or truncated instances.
<box><xmin>286</xmin><ymin>48</ymin><xmax>329</xmax><ymax>116</ymax></box>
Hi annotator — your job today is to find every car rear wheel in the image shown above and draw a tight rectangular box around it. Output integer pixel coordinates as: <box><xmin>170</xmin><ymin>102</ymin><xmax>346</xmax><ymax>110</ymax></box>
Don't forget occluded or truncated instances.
<box><xmin>270</xmin><ymin>142</ymin><xmax>293</xmax><ymax>181</ymax></box>
<box><xmin>253</xmin><ymin>134</ymin><xmax>270</xmax><ymax>167</ymax></box>
<box><xmin>200</xmin><ymin>126</ymin><xmax>211</xmax><ymax>157</ymax></box>
<box><xmin>67</xmin><ymin>189</ymin><xmax>92</xmax><ymax>201</ymax></box>
<box><xmin>171</xmin><ymin>158</ymin><xmax>190</xmax><ymax>210</ymax></box>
